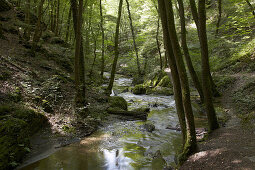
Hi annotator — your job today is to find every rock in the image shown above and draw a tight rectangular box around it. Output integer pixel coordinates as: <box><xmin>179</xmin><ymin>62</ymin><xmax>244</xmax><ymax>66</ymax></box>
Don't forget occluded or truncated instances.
<box><xmin>143</xmin><ymin>123</ymin><xmax>155</xmax><ymax>132</ymax></box>
<box><xmin>132</xmin><ymin>84</ymin><xmax>146</xmax><ymax>95</ymax></box>
<box><xmin>196</xmin><ymin>128</ymin><xmax>208</xmax><ymax>141</ymax></box>
<box><xmin>108</xmin><ymin>96</ymin><xmax>128</xmax><ymax>111</ymax></box>
<box><xmin>157</xmin><ymin>75</ymin><xmax>172</xmax><ymax>88</ymax></box>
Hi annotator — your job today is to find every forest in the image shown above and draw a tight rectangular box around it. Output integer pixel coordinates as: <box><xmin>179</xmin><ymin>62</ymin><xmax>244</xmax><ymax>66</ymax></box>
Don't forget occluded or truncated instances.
<box><xmin>0</xmin><ymin>0</ymin><xmax>255</xmax><ymax>169</ymax></box>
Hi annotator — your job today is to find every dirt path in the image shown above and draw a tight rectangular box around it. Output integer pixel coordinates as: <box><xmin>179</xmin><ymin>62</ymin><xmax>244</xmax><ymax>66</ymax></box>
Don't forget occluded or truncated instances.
<box><xmin>180</xmin><ymin>74</ymin><xmax>255</xmax><ymax>170</ymax></box>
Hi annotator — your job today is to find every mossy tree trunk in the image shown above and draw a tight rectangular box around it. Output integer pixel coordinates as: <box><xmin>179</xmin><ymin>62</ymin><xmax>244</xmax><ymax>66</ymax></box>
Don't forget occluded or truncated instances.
<box><xmin>125</xmin><ymin>0</ymin><xmax>142</xmax><ymax>77</ymax></box>
<box><xmin>198</xmin><ymin>0</ymin><xmax>219</xmax><ymax>131</ymax></box>
<box><xmin>158</xmin><ymin>0</ymin><xmax>187</xmax><ymax>149</ymax></box>
<box><xmin>177</xmin><ymin>0</ymin><xmax>204</xmax><ymax>103</ymax></box>
<box><xmin>100</xmin><ymin>0</ymin><xmax>105</xmax><ymax>79</ymax></box>
<box><xmin>164</xmin><ymin>0</ymin><xmax>197</xmax><ymax>162</ymax></box>
<box><xmin>106</xmin><ymin>0</ymin><xmax>123</xmax><ymax>95</ymax></box>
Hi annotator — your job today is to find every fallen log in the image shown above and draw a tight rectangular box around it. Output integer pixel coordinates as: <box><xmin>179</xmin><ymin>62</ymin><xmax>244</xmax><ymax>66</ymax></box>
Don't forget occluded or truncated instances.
<box><xmin>107</xmin><ymin>107</ymin><xmax>148</xmax><ymax>120</ymax></box>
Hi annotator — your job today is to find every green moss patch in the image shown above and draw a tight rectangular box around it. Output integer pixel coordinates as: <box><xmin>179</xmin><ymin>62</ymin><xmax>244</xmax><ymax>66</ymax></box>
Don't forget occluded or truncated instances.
<box><xmin>0</xmin><ymin>104</ymin><xmax>48</xmax><ymax>169</ymax></box>
<box><xmin>133</xmin><ymin>84</ymin><xmax>146</xmax><ymax>95</ymax></box>
<box><xmin>108</xmin><ymin>96</ymin><xmax>128</xmax><ymax>111</ymax></box>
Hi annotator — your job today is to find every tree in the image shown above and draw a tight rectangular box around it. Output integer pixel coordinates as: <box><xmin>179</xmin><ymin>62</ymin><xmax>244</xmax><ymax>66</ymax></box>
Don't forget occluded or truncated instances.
<box><xmin>70</xmin><ymin>0</ymin><xmax>86</xmax><ymax>105</ymax></box>
<box><xmin>164</xmin><ymin>0</ymin><xmax>197</xmax><ymax>162</ymax></box>
<box><xmin>198</xmin><ymin>0</ymin><xmax>219</xmax><ymax>131</ymax></box>
<box><xmin>65</xmin><ymin>6</ymin><xmax>72</xmax><ymax>42</ymax></box>
<box><xmin>125</xmin><ymin>0</ymin><xmax>142</xmax><ymax>76</ymax></box>
<box><xmin>177</xmin><ymin>0</ymin><xmax>204</xmax><ymax>103</ymax></box>
<box><xmin>106</xmin><ymin>0</ymin><xmax>124</xmax><ymax>95</ymax></box>
<box><xmin>100</xmin><ymin>0</ymin><xmax>105</xmax><ymax>78</ymax></box>
<box><xmin>189</xmin><ymin>0</ymin><xmax>220</xmax><ymax>97</ymax></box>
<box><xmin>24</xmin><ymin>0</ymin><xmax>31</xmax><ymax>41</ymax></box>
<box><xmin>32</xmin><ymin>0</ymin><xmax>45</xmax><ymax>53</ymax></box>
<box><xmin>158</xmin><ymin>0</ymin><xmax>197</xmax><ymax>164</ymax></box>
<box><xmin>215</xmin><ymin>0</ymin><xmax>222</xmax><ymax>35</ymax></box>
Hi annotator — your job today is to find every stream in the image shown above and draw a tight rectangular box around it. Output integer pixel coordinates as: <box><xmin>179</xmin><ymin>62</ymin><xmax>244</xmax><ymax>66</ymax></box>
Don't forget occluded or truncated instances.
<box><xmin>20</xmin><ymin>74</ymin><xmax>186</xmax><ymax>170</ymax></box>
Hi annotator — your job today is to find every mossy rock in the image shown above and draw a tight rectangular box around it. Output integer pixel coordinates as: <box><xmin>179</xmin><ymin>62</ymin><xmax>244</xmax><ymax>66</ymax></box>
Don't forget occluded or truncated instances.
<box><xmin>157</xmin><ymin>75</ymin><xmax>172</xmax><ymax>88</ymax></box>
<box><xmin>108</xmin><ymin>96</ymin><xmax>128</xmax><ymax>111</ymax></box>
<box><xmin>146</xmin><ymin>87</ymin><xmax>173</xmax><ymax>96</ymax></box>
<box><xmin>0</xmin><ymin>104</ymin><xmax>48</xmax><ymax>169</ymax></box>
<box><xmin>133</xmin><ymin>84</ymin><xmax>146</xmax><ymax>95</ymax></box>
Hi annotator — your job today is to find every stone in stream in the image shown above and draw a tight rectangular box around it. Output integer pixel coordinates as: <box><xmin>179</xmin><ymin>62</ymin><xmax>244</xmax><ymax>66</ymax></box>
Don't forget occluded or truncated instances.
<box><xmin>142</xmin><ymin>123</ymin><xmax>155</xmax><ymax>132</ymax></box>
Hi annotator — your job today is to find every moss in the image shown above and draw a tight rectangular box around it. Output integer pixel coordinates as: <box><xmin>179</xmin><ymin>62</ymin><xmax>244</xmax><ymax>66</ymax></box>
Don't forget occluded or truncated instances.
<box><xmin>146</xmin><ymin>87</ymin><xmax>173</xmax><ymax>96</ymax></box>
<box><xmin>108</xmin><ymin>96</ymin><xmax>128</xmax><ymax>111</ymax></box>
<box><xmin>0</xmin><ymin>104</ymin><xmax>48</xmax><ymax>169</ymax></box>
<box><xmin>157</xmin><ymin>75</ymin><xmax>172</xmax><ymax>88</ymax></box>
<box><xmin>132</xmin><ymin>84</ymin><xmax>146</xmax><ymax>95</ymax></box>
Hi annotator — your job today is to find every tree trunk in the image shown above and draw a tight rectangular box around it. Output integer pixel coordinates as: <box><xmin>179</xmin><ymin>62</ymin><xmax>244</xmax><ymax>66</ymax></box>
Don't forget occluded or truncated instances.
<box><xmin>24</xmin><ymin>0</ymin><xmax>31</xmax><ymax>41</ymax></box>
<box><xmin>189</xmin><ymin>0</ymin><xmax>220</xmax><ymax>97</ymax></box>
<box><xmin>55</xmin><ymin>0</ymin><xmax>60</xmax><ymax>35</ymax></box>
<box><xmin>156</xmin><ymin>16</ymin><xmax>163</xmax><ymax>70</ymax></box>
<box><xmin>70</xmin><ymin>0</ymin><xmax>86</xmax><ymax>105</ymax></box>
<box><xmin>198</xmin><ymin>0</ymin><xmax>219</xmax><ymax>131</ymax></box>
<box><xmin>177</xmin><ymin>0</ymin><xmax>204</xmax><ymax>103</ymax></box>
<box><xmin>106</xmin><ymin>0</ymin><xmax>123</xmax><ymax>95</ymax></box>
<box><xmin>89</xmin><ymin>31</ymin><xmax>97</xmax><ymax>78</ymax></box>
<box><xmin>100</xmin><ymin>0</ymin><xmax>105</xmax><ymax>79</ymax></box>
<box><xmin>215</xmin><ymin>0</ymin><xmax>222</xmax><ymax>35</ymax></box>
<box><xmin>164</xmin><ymin>0</ymin><xmax>197</xmax><ymax>161</ymax></box>
<box><xmin>65</xmin><ymin>6</ymin><xmax>72</xmax><ymax>42</ymax></box>
<box><xmin>125</xmin><ymin>0</ymin><xmax>141</xmax><ymax>76</ymax></box>
<box><xmin>158</xmin><ymin>0</ymin><xmax>187</xmax><ymax>150</ymax></box>
<box><xmin>32</xmin><ymin>0</ymin><xmax>45</xmax><ymax>52</ymax></box>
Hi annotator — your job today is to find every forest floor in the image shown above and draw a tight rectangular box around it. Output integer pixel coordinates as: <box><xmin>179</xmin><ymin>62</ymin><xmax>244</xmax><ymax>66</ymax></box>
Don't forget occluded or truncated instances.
<box><xmin>181</xmin><ymin>73</ymin><xmax>255</xmax><ymax>169</ymax></box>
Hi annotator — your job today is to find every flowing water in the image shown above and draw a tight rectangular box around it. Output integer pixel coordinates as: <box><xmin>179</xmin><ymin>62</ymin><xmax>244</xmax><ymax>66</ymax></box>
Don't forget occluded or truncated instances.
<box><xmin>21</xmin><ymin>74</ymin><xmax>184</xmax><ymax>170</ymax></box>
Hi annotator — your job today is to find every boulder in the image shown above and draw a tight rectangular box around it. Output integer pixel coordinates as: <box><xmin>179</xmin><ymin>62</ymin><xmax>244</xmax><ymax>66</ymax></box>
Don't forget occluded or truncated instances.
<box><xmin>132</xmin><ymin>84</ymin><xmax>146</xmax><ymax>95</ymax></box>
<box><xmin>143</xmin><ymin>123</ymin><xmax>155</xmax><ymax>132</ymax></box>
<box><xmin>108</xmin><ymin>96</ymin><xmax>128</xmax><ymax>111</ymax></box>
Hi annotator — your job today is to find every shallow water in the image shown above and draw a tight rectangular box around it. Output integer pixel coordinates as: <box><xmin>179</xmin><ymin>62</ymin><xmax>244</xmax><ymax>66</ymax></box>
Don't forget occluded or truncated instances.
<box><xmin>21</xmin><ymin>74</ymin><xmax>183</xmax><ymax>170</ymax></box>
